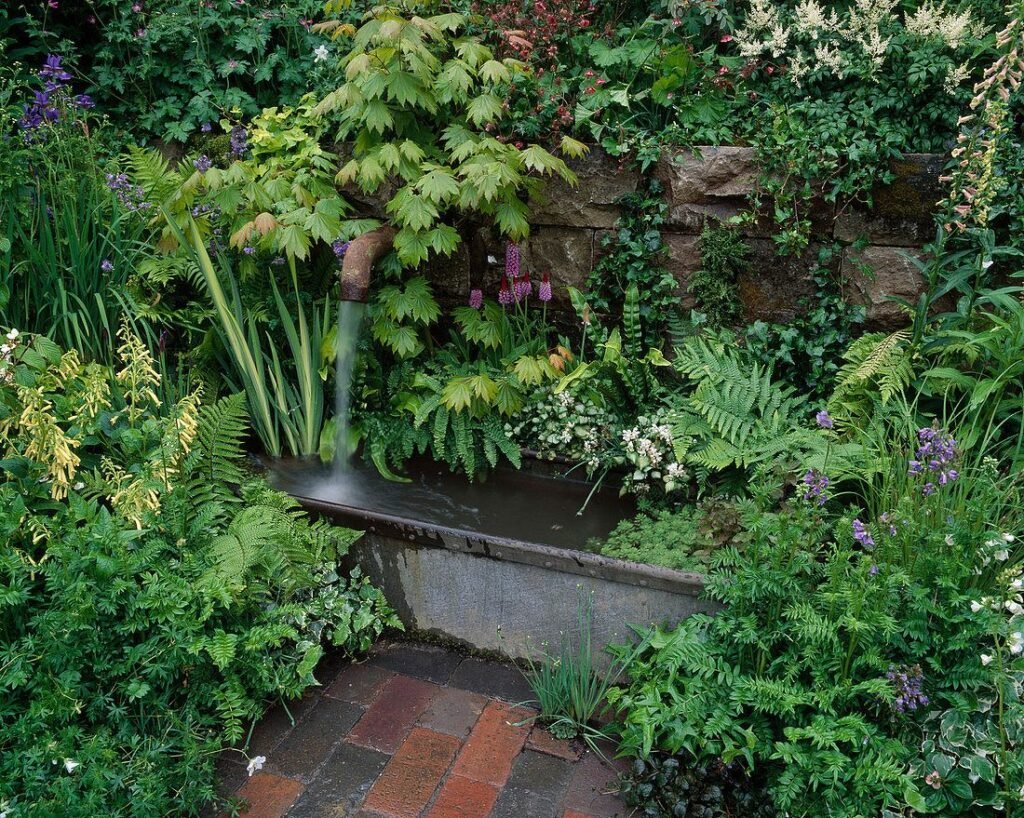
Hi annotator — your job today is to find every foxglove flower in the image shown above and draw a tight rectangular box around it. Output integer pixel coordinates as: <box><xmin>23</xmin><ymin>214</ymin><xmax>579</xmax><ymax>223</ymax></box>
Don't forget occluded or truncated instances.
<box><xmin>469</xmin><ymin>289</ymin><xmax>483</xmax><ymax>309</ymax></box>
<box><xmin>538</xmin><ymin>272</ymin><xmax>552</xmax><ymax>302</ymax></box>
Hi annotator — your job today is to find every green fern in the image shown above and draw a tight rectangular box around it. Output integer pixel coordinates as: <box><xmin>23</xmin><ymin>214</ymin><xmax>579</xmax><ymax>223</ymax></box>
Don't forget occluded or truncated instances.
<box><xmin>828</xmin><ymin>331</ymin><xmax>914</xmax><ymax>425</ymax></box>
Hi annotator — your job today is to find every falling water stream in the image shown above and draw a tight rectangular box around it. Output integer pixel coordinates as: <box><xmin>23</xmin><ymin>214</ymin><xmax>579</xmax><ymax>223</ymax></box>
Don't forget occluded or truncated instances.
<box><xmin>270</xmin><ymin>295</ymin><xmax>632</xmax><ymax>549</ymax></box>
<box><xmin>333</xmin><ymin>300</ymin><xmax>365</xmax><ymax>473</ymax></box>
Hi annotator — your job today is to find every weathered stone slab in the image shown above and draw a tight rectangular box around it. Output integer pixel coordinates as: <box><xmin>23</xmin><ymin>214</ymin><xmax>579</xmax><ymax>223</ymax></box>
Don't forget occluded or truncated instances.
<box><xmin>529</xmin><ymin>151</ymin><xmax>640</xmax><ymax>229</ymax></box>
<box><xmin>736</xmin><ymin>240</ymin><xmax>828</xmax><ymax>324</ymax></box>
<box><xmin>661</xmin><ymin>233</ymin><xmax>701</xmax><ymax>307</ymax></box>
<box><xmin>655</xmin><ymin>146</ymin><xmax>758</xmax><ymax>230</ymax></box>
<box><xmin>841</xmin><ymin>244</ymin><xmax>928</xmax><ymax>330</ymax></box>
<box><xmin>835</xmin><ymin>154</ymin><xmax>946</xmax><ymax>246</ymax></box>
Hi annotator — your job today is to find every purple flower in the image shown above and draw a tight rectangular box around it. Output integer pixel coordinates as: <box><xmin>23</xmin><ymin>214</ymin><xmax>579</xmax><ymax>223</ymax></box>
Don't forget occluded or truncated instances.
<box><xmin>106</xmin><ymin>172</ymin><xmax>150</xmax><ymax>212</ymax></box>
<box><xmin>242</xmin><ymin>246</ymin><xmax>256</xmax><ymax>255</ymax></box>
<box><xmin>852</xmin><ymin>518</ymin><xmax>875</xmax><ymax>549</ymax></box>
<box><xmin>910</xmin><ymin>426</ymin><xmax>958</xmax><ymax>495</ymax></box>
<box><xmin>39</xmin><ymin>56</ymin><xmax>71</xmax><ymax>82</ymax></box>
<box><xmin>229</xmin><ymin>125</ymin><xmax>249</xmax><ymax>158</ymax></box>
<box><xmin>271</xmin><ymin>256</ymin><xmax>286</xmax><ymax>266</ymax></box>
<box><xmin>469</xmin><ymin>289</ymin><xmax>483</xmax><ymax>309</ymax></box>
<box><xmin>887</xmin><ymin>664</ymin><xmax>928</xmax><ymax>713</ymax></box>
<box><xmin>100</xmin><ymin>259</ymin><xmax>114</xmax><ymax>272</ymax></box>
<box><xmin>802</xmin><ymin>469</ymin><xmax>830</xmax><ymax>506</ymax></box>
<box><xmin>498</xmin><ymin>277</ymin><xmax>513</xmax><ymax>306</ymax></box>
<box><xmin>504</xmin><ymin>241</ymin><xmax>520</xmax><ymax>279</ymax></box>
<box><xmin>193</xmin><ymin>154</ymin><xmax>212</xmax><ymax>173</ymax></box>
<box><xmin>74</xmin><ymin>94</ymin><xmax>94</xmax><ymax>109</ymax></box>
<box><xmin>869</xmin><ymin>564</ymin><xmax>879</xmax><ymax>576</ymax></box>
<box><xmin>880</xmin><ymin>512</ymin><xmax>897</xmax><ymax>536</ymax></box>
<box><xmin>513</xmin><ymin>272</ymin><xmax>531</xmax><ymax>301</ymax></box>
<box><xmin>201</xmin><ymin>121</ymin><xmax>213</xmax><ymax>133</ymax></box>
<box><xmin>332</xmin><ymin>239</ymin><xmax>351</xmax><ymax>260</ymax></box>
<box><xmin>815</xmin><ymin>410</ymin><xmax>834</xmax><ymax>429</ymax></box>
<box><xmin>538</xmin><ymin>273</ymin><xmax>552</xmax><ymax>303</ymax></box>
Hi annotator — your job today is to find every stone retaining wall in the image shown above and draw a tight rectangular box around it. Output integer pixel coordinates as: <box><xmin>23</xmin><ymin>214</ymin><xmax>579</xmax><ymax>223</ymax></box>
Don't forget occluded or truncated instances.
<box><xmin>412</xmin><ymin>147</ymin><xmax>946</xmax><ymax>331</ymax></box>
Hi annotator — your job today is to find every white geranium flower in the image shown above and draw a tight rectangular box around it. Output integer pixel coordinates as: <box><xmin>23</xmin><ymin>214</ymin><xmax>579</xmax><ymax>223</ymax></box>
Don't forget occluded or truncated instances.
<box><xmin>981</xmin><ymin>653</ymin><xmax>993</xmax><ymax>666</ymax></box>
<box><xmin>64</xmin><ymin>759</ymin><xmax>79</xmax><ymax>773</ymax></box>
<box><xmin>314</xmin><ymin>45</ymin><xmax>330</xmax><ymax>63</ymax></box>
<box><xmin>246</xmin><ymin>755</ymin><xmax>266</xmax><ymax>776</ymax></box>
<box><xmin>970</xmin><ymin>600</ymin><xmax>983</xmax><ymax>613</ymax></box>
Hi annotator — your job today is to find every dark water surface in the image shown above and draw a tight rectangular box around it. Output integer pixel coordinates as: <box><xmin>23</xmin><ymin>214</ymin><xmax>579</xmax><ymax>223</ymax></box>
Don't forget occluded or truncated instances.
<box><xmin>266</xmin><ymin>456</ymin><xmax>633</xmax><ymax>551</ymax></box>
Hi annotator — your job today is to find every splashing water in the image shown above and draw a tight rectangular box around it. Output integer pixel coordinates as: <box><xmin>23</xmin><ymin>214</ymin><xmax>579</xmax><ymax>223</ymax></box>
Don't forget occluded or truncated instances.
<box><xmin>334</xmin><ymin>300</ymin><xmax>365</xmax><ymax>472</ymax></box>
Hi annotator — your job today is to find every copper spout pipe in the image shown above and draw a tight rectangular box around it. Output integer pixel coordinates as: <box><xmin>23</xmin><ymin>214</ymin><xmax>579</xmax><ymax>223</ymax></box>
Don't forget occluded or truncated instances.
<box><xmin>339</xmin><ymin>226</ymin><xmax>397</xmax><ymax>302</ymax></box>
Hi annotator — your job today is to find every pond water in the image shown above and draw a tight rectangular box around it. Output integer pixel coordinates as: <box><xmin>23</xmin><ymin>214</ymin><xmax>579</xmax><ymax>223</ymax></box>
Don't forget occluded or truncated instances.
<box><xmin>266</xmin><ymin>456</ymin><xmax>633</xmax><ymax>551</ymax></box>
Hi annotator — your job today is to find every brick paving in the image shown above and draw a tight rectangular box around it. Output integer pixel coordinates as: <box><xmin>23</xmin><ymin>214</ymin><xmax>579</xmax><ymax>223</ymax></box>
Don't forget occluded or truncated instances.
<box><xmin>217</xmin><ymin>639</ymin><xmax>629</xmax><ymax>818</ymax></box>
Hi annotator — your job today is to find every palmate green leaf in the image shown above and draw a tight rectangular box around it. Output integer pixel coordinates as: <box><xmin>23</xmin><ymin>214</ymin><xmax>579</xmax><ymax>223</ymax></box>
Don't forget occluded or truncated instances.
<box><xmin>416</xmin><ymin>168</ymin><xmax>460</xmax><ymax>204</ymax></box>
<box><xmin>385</xmin><ymin>70</ymin><xmax>423</xmax><ymax>106</ymax></box>
<box><xmin>511</xmin><ymin>354</ymin><xmax>557</xmax><ymax>385</ymax></box>
<box><xmin>362</xmin><ymin>100</ymin><xmax>394</xmax><ymax>134</ymax></box>
<box><xmin>276</xmin><ymin>223</ymin><xmax>312</xmax><ymax>260</ymax></box>
<box><xmin>436</xmin><ymin>60</ymin><xmax>475</xmax><ymax>102</ymax></box>
<box><xmin>494</xmin><ymin>377</ymin><xmax>524</xmax><ymax>416</ymax></box>
<box><xmin>378</xmin><ymin>276</ymin><xmax>440</xmax><ymax>325</ymax></box>
<box><xmin>494</xmin><ymin>199</ymin><xmax>529</xmax><ymax>239</ymax></box>
<box><xmin>356</xmin><ymin>155</ymin><xmax>386</xmax><ymax>191</ymax></box>
<box><xmin>465</xmin><ymin>93</ymin><xmax>503</xmax><ymax>126</ymax></box>
<box><xmin>479</xmin><ymin>59</ymin><xmax>510</xmax><ymax>84</ymax></box>
<box><xmin>393</xmin><ymin>227</ymin><xmax>432</xmax><ymax>266</ymax></box>
<box><xmin>372</xmin><ymin>318</ymin><xmax>423</xmax><ymax>358</ymax></box>
<box><xmin>427</xmin><ymin>224</ymin><xmax>461</xmax><ymax>256</ymax></box>
<box><xmin>388</xmin><ymin>188</ymin><xmax>440</xmax><ymax>232</ymax></box>
<box><xmin>454</xmin><ymin>38</ymin><xmax>491</xmax><ymax>69</ymax></box>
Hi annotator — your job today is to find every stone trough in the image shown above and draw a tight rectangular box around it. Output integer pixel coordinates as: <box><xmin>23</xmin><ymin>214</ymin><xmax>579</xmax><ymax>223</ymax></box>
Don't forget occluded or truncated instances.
<box><xmin>268</xmin><ymin>457</ymin><xmax>714</xmax><ymax>664</ymax></box>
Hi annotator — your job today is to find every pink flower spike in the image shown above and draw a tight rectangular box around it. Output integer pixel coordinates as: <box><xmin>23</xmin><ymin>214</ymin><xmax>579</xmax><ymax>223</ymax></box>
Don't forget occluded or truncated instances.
<box><xmin>469</xmin><ymin>289</ymin><xmax>483</xmax><ymax>309</ymax></box>
<box><xmin>538</xmin><ymin>273</ymin><xmax>552</xmax><ymax>302</ymax></box>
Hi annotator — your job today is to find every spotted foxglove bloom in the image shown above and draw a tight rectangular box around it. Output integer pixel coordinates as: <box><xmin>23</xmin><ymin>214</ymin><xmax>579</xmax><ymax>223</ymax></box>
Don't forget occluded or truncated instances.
<box><xmin>247</xmin><ymin>755</ymin><xmax>266</xmax><ymax>776</ymax></box>
<box><xmin>538</xmin><ymin>273</ymin><xmax>552</xmax><ymax>302</ymax></box>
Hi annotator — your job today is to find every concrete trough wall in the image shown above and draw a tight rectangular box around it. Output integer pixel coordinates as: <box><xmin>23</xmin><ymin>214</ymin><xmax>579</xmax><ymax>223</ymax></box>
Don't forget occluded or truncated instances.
<box><xmin>299</xmin><ymin>496</ymin><xmax>715</xmax><ymax>665</ymax></box>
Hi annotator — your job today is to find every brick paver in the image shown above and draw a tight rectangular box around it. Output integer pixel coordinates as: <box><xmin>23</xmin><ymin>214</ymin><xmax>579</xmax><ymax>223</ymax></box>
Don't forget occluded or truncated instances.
<box><xmin>216</xmin><ymin>641</ymin><xmax>629</xmax><ymax>818</ymax></box>
<box><xmin>232</xmin><ymin>772</ymin><xmax>303</xmax><ymax>818</ymax></box>
<box><xmin>348</xmin><ymin>674</ymin><xmax>439</xmax><ymax>753</ymax></box>
<box><xmin>424</xmin><ymin>775</ymin><xmax>500</xmax><ymax>818</ymax></box>
<box><xmin>363</xmin><ymin>727</ymin><xmax>461</xmax><ymax>816</ymax></box>
<box><xmin>450</xmin><ymin>701</ymin><xmax>533</xmax><ymax>787</ymax></box>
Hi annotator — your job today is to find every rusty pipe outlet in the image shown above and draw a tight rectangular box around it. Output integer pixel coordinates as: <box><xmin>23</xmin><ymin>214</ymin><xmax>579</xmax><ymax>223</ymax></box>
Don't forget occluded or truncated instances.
<box><xmin>339</xmin><ymin>226</ymin><xmax>398</xmax><ymax>302</ymax></box>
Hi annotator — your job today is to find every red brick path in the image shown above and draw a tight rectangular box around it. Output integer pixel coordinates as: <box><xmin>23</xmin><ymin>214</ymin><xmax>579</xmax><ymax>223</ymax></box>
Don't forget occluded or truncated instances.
<box><xmin>217</xmin><ymin>640</ymin><xmax>628</xmax><ymax>818</ymax></box>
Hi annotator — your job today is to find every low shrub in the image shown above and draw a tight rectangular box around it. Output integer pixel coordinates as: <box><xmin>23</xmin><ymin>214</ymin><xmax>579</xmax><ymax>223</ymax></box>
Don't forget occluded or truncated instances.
<box><xmin>0</xmin><ymin>330</ymin><xmax>400</xmax><ymax>817</ymax></box>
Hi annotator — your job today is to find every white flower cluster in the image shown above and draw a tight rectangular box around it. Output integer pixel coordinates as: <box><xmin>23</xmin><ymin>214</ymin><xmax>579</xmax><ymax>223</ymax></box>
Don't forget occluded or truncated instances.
<box><xmin>620</xmin><ymin>416</ymin><xmax>687</xmax><ymax>495</ymax></box>
<box><xmin>972</xmin><ymin>533</ymin><xmax>1022</xmax><ymax>665</ymax></box>
<box><xmin>1</xmin><ymin>328</ymin><xmax>20</xmax><ymax>385</ymax></box>
<box><xmin>736</xmin><ymin>0</ymin><xmax>980</xmax><ymax>91</ymax></box>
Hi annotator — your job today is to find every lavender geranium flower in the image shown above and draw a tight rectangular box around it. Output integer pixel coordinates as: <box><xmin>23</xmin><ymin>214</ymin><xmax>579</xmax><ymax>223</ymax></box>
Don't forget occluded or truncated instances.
<box><xmin>802</xmin><ymin>469</ymin><xmax>830</xmax><ymax>506</ymax></box>
<box><xmin>815</xmin><ymin>409</ymin><xmax>834</xmax><ymax>429</ymax></box>
<box><xmin>852</xmin><ymin>518</ymin><xmax>875</xmax><ymax>548</ymax></box>
<box><xmin>193</xmin><ymin>154</ymin><xmax>212</xmax><ymax>173</ymax></box>
<box><xmin>887</xmin><ymin>664</ymin><xmax>928</xmax><ymax>712</ymax></box>
<box><xmin>469</xmin><ymin>289</ymin><xmax>483</xmax><ymax>309</ymax></box>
